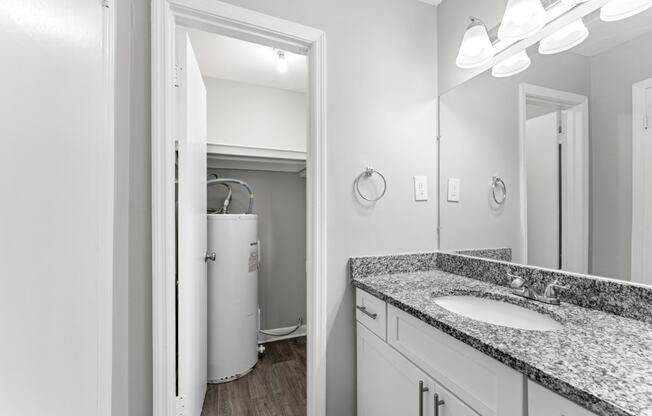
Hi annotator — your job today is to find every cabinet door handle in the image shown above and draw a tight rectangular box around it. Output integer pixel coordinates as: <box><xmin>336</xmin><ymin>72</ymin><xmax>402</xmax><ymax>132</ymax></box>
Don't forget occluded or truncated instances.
<box><xmin>419</xmin><ymin>380</ymin><xmax>429</xmax><ymax>415</ymax></box>
<box><xmin>356</xmin><ymin>305</ymin><xmax>378</xmax><ymax>319</ymax></box>
<box><xmin>433</xmin><ymin>393</ymin><xmax>445</xmax><ymax>416</ymax></box>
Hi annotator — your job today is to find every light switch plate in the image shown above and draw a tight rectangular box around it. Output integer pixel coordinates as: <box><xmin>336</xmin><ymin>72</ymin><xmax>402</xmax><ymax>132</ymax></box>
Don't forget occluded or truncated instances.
<box><xmin>448</xmin><ymin>178</ymin><xmax>460</xmax><ymax>202</ymax></box>
<box><xmin>414</xmin><ymin>176</ymin><xmax>428</xmax><ymax>201</ymax></box>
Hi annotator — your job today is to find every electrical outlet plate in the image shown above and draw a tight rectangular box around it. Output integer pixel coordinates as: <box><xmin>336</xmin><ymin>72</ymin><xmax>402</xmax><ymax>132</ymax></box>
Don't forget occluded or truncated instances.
<box><xmin>414</xmin><ymin>176</ymin><xmax>428</xmax><ymax>201</ymax></box>
<box><xmin>447</xmin><ymin>178</ymin><xmax>460</xmax><ymax>202</ymax></box>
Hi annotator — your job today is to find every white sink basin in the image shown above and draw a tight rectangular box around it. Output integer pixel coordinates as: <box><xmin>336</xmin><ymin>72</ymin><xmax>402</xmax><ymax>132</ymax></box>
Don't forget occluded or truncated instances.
<box><xmin>434</xmin><ymin>295</ymin><xmax>563</xmax><ymax>331</ymax></box>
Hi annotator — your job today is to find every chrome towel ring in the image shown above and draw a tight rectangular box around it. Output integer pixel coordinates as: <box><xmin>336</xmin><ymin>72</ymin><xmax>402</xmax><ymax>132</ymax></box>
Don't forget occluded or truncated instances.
<box><xmin>355</xmin><ymin>167</ymin><xmax>387</xmax><ymax>202</ymax></box>
<box><xmin>491</xmin><ymin>175</ymin><xmax>507</xmax><ymax>205</ymax></box>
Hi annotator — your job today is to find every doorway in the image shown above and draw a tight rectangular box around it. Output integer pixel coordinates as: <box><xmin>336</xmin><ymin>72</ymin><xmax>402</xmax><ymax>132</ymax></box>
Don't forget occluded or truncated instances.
<box><xmin>151</xmin><ymin>2</ymin><xmax>327</xmax><ymax>416</ymax></box>
<box><xmin>195</xmin><ymin>28</ymin><xmax>308</xmax><ymax>413</ymax></box>
<box><xmin>518</xmin><ymin>83</ymin><xmax>589</xmax><ymax>273</ymax></box>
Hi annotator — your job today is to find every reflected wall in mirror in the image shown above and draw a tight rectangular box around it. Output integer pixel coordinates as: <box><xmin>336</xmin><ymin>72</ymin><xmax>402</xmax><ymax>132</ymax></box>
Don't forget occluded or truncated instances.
<box><xmin>439</xmin><ymin>8</ymin><xmax>652</xmax><ymax>284</ymax></box>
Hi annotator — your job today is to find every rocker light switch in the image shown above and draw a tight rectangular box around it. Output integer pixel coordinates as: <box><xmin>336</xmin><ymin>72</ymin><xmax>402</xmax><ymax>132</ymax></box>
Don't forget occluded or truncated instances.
<box><xmin>414</xmin><ymin>176</ymin><xmax>428</xmax><ymax>201</ymax></box>
<box><xmin>448</xmin><ymin>178</ymin><xmax>460</xmax><ymax>202</ymax></box>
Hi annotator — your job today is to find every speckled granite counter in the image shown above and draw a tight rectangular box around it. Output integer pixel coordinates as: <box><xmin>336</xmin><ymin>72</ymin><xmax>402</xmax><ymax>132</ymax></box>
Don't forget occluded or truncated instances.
<box><xmin>351</xmin><ymin>268</ymin><xmax>652</xmax><ymax>416</ymax></box>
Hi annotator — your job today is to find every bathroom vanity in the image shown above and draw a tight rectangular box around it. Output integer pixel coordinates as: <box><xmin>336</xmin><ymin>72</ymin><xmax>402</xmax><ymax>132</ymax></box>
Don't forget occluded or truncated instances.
<box><xmin>351</xmin><ymin>2</ymin><xmax>652</xmax><ymax>414</ymax></box>
<box><xmin>351</xmin><ymin>1</ymin><xmax>652</xmax><ymax>414</ymax></box>
<box><xmin>351</xmin><ymin>253</ymin><xmax>652</xmax><ymax>416</ymax></box>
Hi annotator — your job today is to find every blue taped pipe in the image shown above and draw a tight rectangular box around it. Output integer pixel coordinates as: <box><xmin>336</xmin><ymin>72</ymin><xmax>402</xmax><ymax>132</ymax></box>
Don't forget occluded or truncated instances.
<box><xmin>207</xmin><ymin>178</ymin><xmax>254</xmax><ymax>214</ymax></box>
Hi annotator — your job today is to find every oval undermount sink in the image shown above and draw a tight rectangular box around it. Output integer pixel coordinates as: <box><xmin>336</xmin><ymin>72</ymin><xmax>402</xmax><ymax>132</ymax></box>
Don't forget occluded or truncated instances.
<box><xmin>434</xmin><ymin>295</ymin><xmax>563</xmax><ymax>331</ymax></box>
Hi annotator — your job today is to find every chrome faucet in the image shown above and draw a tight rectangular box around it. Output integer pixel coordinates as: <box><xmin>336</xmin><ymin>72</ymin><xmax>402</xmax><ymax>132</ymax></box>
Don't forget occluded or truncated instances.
<box><xmin>508</xmin><ymin>273</ymin><xmax>568</xmax><ymax>305</ymax></box>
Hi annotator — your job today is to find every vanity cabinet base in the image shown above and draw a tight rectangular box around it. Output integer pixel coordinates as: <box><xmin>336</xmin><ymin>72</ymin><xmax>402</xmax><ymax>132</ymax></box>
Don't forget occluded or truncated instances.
<box><xmin>355</xmin><ymin>288</ymin><xmax>599</xmax><ymax>416</ymax></box>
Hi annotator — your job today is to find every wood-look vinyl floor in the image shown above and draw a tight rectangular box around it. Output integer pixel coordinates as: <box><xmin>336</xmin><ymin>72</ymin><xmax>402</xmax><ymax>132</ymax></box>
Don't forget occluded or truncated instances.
<box><xmin>201</xmin><ymin>337</ymin><xmax>306</xmax><ymax>416</ymax></box>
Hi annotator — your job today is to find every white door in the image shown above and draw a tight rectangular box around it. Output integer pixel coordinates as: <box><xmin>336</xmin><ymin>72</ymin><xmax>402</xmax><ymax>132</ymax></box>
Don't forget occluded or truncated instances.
<box><xmin>357</xmin><ymin>323</ymin><xmax>436</xmax><ymax>416</ymax></box>
<box><xmin>526</xmin><ymin>111</ymin><xmax>560</xmax><ymax>270</ymax></box>
<box><xmin>0</xmin><ymin>1</ymin><xmax>112</xmax><ymax>415</ymax></box>
<box><xmin>176</xmin><ymin>30</ymin><xmax>208</xmax><ymax>416</ymax></box>
<box><xmin>632</xmin><ymin>82</ymin><xmax>652</xmax><ymax>284</ymax></box>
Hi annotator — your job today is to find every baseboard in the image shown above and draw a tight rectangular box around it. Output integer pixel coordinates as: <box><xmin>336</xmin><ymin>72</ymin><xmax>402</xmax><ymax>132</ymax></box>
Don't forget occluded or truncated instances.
<box><xmin>258</xmin><ymin>324</ymin><xmax>307</xmax><ymax>344</ymax></box>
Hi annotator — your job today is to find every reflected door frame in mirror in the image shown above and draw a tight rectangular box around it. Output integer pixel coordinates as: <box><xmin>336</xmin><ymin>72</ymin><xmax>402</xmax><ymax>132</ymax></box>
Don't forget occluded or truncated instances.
<box><xmin>518</xmin><ymin>84</ymin><xmax>589</xmax><ymax>274</ymax></box>
<box><xmin>631</xmin><ymin>78</ymin><xmax>652</xmax><ymax>285</ymax></box>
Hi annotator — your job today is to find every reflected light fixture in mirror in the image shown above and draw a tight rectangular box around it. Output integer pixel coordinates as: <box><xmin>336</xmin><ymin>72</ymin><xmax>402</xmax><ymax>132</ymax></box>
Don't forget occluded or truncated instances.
<box><xmin>538</xmin><ymin>18</ymin><xmax>589</xmax><ymax>54</ymax></box>
<box><xmin>276</xmin><ymin>50</ymin><xmax>288</xmax><ymax>73</ymax></box>
<box><xmin>456</xmin><ymin>17</ymin><xmax>494</xmax><ymax>69</ymax></box>
<box><xmin>491</xmin><ymin>50</ymin><xmax>531</xmax><ymax>77</ymax></box>
<box><xmin>600</xmin><ymin>0</ymin><xmax>652</xmax><ymax>21</ymax></box>
<box><xmin>498</xmin><ymin>0</ymin><xmax>548</xmax><ymax>41</ymax></box>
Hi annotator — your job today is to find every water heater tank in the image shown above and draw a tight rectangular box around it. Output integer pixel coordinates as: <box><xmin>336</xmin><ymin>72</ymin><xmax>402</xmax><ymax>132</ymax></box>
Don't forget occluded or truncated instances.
<box><xmin>207</xmin><ymin>214</ymin><xmax>259</xmax><ymax>383</ymax></box>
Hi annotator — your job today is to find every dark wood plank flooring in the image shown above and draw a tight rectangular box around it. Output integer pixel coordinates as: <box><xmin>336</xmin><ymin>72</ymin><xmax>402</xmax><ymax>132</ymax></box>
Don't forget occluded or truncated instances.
<box><xmin>201</xmin><ymin>337</ymin><xmax>306</xmax><ymax>416</ymax></box>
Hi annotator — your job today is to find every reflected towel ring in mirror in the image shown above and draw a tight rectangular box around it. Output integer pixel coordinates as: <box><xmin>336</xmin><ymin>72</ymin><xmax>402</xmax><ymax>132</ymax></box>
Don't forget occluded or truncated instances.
<box><xmin>491</xmin><ymin>176</ymin><xmax>507</xmax><ymax>205</ymax></box>
<box><xmin>355</xmin><ymin>167</ymin><xmax>387</xmax><ymax>202</ymax></box>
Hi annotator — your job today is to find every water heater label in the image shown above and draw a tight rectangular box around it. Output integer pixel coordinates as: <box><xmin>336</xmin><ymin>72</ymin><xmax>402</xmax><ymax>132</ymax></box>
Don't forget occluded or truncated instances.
<box><xmin>249</xmin><ymin>242</ymin><xmax>259</xmax><ymax>272</ymax></box>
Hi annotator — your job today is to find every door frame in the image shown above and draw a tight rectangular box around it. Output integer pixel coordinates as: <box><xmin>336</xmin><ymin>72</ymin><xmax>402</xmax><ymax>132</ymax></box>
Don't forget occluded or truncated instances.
<box><xmin>631</xmin><ymin>78</ymin><xmax>652</xmax><ymax>284</ymax></box>
<box><xmin>151</xmin><ymin>1</ymin><xmax>327</xmax><ymax>415</ymax></box>
<box><xmin>518</xmin><ymin>83</ymin><xmax>589</xmax><ymax>272</ymax></box>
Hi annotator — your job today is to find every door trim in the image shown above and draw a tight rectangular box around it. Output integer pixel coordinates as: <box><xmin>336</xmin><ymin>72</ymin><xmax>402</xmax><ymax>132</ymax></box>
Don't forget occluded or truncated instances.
<box><xmin>631</xmin><ymin>78</ymin><xmax>652</xmax><ymax>284</ymax></box>
<box><xmin>99</xmin><ymin>1</ymin><xmax>115</xmax><ymax>415</ymax></box>
<box><xmin>151</xmin><ymin>1</ymin><xmax>327</xmax><ymax>415</ymax></box>
<box><xmin>518</xmin><ymin>83</ymin><xmax>589</xmax><ymax>272</ymax></box>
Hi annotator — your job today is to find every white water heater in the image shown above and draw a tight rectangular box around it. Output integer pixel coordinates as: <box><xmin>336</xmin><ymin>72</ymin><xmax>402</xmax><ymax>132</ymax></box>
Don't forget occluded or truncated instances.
<box><xmin>207</xmin><ymin>214</ymin><xmax>259</xmax><ymax>383</ymax></box>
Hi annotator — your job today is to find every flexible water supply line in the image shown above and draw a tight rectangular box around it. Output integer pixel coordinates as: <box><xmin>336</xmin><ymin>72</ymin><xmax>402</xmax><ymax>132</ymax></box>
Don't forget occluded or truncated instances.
<box><xmin>207</xmin><ymin>178</ymin><xmax>255</xmax><ymax>214</ymax></box>
<box><xmin>220</xmin><ymin>187</ymin><xmax>233</xmax><ymax>213</ymax></box>
<box><xmin>259</xmin><ymin>318</ymin><xmax>304</xmax><ymax>337</ymax></box>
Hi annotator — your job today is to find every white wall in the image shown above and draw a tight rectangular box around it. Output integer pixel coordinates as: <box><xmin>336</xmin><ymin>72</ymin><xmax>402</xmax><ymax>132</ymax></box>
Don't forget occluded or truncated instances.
<box><xmin>437</xmin><ymin>0</ymin><xmax>505</xmax><ymax>93</ymax></box>
<box><xmin>208</xmin><ymin>169</ymin><xmax>307</xmax><ymax>331</ymax></box>
<box><xmin>0</xmin><ymin>1</ymin><xmax>113</xmax><ymax>415</ymax></box>
<box><xmin>589</xmin><ymin>31</ymin><xmax>652</xmax><ymax>280</ymax></box>
<box><xmin>205</xmin><ymin>77</ymin><xmax>307</xmax><ymax>151</ymax></box>
<box><xmin>118</xmin><ymin>0</ymin><xmax>438</xmax><ymax>414</ymax></box>
<box><xmin>439</xmin><ymin>49</ymin><xmax>590</xmax><ymax>263</ymax></box>
<box><xmin>216</xmin><ymin>4</ymin><xmax>438</xmax><ymax>414</ymax></box>
<box><xmin>526</xmin><ymin>111</ymin><xmax>559</xmax><ymax>269</ymax></box>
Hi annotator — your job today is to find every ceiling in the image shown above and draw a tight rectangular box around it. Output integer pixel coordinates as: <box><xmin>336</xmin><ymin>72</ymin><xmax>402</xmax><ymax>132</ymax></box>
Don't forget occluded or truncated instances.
<box><xmin>187</xmin><ymin>29</ymin><xmax>308</xmax><ymax>93</ymax></box>
<box><xmin>566</xmin><ymin>8</ymin><xmax>652</xmax><ymax>57</ymax></box>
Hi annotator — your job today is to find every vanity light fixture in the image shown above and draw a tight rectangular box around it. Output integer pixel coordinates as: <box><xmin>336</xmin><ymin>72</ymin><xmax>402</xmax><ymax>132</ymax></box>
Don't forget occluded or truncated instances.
<box><xmin>455</xmin><ymin>17</ymin><xmax>495</xmax><ymax>69</ymax></box>
<box><xmin>276</xmin><ymin>50</ymin><xmax>288</xmax><ymax>73</ymax></box>
<box><xmin>491</xmin><ymin>50</ymin><xmax>531</xmax><ymax>77</ymax></box>
<box><xmin>600</xmin><ymin>0</ymin><xmax>652</xmax><ymax>21</ymax></box>
<box><xmin>497</xmin><ymin>0</ymin><xmax>548</xmax><ymax>41</ymax></box>
<box><xmin>538</xmin><ymin>18</ymin><xmax>589</xmax><ymax>54</ymax></box>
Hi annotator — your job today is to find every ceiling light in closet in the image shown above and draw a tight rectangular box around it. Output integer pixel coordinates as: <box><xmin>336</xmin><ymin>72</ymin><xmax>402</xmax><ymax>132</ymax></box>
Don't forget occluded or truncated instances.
<box><xmin>600</xmin><ymin>0</ymin><xmax>652</xmax><ymax>21</ymax></box>
<box><xmin>455</xmin><ymin>17</ymin><xmax>494</xmax><ymax>69</ymax></box>
<box><xmin>538</xmin><ymin>18</ymin><xmax>589</xmax><ymax>54</ymax></box>
<box><xmin>491</xmin><ymin>50</ymin><xmax>531</xmax><ymax>77</ymax></box>
<box><xmin>498</xmin><ymin>0</ymin><xmax>548</xmax><ymax>41</ymax></box>
<box><xmin>277</xmin><ymin>50</ymin><xmax>288</xmax><ymax>73</ymax></box>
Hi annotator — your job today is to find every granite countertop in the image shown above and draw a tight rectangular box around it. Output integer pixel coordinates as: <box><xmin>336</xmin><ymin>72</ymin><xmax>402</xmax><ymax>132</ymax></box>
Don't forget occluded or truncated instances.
<box><xmin>352</xmin><ymin>269</ymin><xmax>652</xmax><ymax>416</ymax></box>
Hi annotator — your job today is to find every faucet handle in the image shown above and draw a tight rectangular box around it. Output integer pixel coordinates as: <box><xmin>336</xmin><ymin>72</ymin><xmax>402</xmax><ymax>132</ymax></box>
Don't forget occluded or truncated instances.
<box><xmin>508</xmin><ymin>273</ymin><xmax>525</xmax><ymax>289</ymax></box>
<box><xmin>543</xmin><ymin>279</ymin><xmax>568</xmax><ymax>299</ymax></box>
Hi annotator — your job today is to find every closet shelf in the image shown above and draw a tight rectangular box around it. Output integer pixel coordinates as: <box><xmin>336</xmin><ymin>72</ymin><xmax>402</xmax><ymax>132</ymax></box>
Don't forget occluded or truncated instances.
<box><xmin>207</xmin><ymin>142</ymin><xmax>306</xmax><ymax>173</ymax></box>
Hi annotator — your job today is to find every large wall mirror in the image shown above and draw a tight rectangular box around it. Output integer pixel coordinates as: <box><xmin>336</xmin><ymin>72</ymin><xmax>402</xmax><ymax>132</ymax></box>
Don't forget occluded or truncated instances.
<box><xmin>439</xmin><ymin>6</ymin><xmax>652</xmax><ymax>284</ymax></box>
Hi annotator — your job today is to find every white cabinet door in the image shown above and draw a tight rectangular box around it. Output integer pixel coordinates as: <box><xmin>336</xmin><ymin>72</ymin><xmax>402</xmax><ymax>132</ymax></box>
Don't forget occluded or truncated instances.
<box><xmin>386</xmin><ymin>305</ymin><xmax>524</xmax><ymax>416</ymax></box>
<box><xmin>177</xmin><ymin>30</ymin><xmax>208</xmax><ymax>416</ymax></box>
<box><xmin>528</xmin><ymin>381</ymin><xmax>598</xmax><ymax>416</ymax></box>
<box><xmin>357</xmin><ymin>323</ymin><xmax>436</xmax><ymax>416</ymax></box>
<box><xmin>434</xmin><ymin>383</ymin><xmax>480</xmax><ymax>416</ymax></box>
